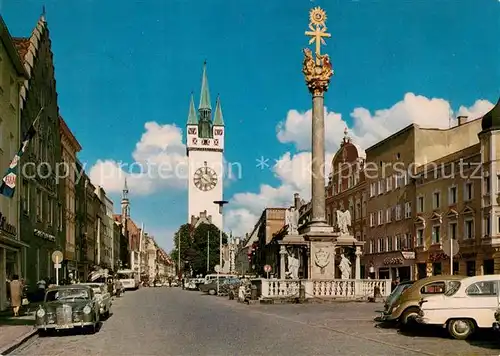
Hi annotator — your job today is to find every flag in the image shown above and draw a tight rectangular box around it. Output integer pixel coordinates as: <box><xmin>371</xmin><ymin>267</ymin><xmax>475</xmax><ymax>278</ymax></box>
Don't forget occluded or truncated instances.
<box><xmin>0</xmin><ymin>115</ymin><xmax>39</xmax><ymax>198</ymax></box>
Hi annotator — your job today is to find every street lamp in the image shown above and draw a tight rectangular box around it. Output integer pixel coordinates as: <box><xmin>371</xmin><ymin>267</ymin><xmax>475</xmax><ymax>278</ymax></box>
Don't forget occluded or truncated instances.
<box><xmin>214</xmin><ymin>200</ymin><xmax>228</xmax><ymax>295</ymax></box>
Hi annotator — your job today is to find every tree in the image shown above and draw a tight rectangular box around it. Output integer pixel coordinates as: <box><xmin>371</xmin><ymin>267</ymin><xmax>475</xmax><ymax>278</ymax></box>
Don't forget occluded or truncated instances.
<box><xmin>171</xmin><ymin>223</ymin><xmax>228</xmax><ymax>276</ymax></box>
<box><xmin>170</xmin><ymin>224</ymin><xmax>194</xmax><ymax>275</ymax></box>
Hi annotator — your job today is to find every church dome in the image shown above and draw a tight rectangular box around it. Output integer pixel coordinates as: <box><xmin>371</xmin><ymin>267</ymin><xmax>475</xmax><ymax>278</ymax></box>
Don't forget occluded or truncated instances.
<box><xmin>481</xmin><ymin>96</ymin><xmax>500</xmax><ymax>133</ymax></box>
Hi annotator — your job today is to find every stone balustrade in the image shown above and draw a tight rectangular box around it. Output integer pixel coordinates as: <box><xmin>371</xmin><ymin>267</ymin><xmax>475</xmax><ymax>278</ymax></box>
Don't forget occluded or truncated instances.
<box><xmin>257</xmin><ymin>278</ymin><xmax>391</xmax><ymax>300</ymax></box>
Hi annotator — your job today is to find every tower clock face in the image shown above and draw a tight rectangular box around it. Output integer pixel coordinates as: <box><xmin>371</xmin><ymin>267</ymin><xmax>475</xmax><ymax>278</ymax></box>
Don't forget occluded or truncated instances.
<box><xmin>193</xmin><ymin>166</ymin><xmax>218</xmax><ymax>191</ymax></box>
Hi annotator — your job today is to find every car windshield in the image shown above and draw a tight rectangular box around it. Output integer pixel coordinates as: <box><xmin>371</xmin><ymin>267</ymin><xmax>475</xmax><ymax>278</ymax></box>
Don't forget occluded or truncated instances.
<box><xmin>46</xmin><ymin>289</ymin><xmax>90</xmax><ymax>301</ymax></box>
<box><xmin>444</xmin><ymin>281</ymin><xmax>461</xmax><ymax>296</ymax></box>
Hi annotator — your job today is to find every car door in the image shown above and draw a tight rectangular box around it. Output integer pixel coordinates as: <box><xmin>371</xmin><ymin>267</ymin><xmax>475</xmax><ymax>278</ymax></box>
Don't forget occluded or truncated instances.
<box><xmin>461</xmin><ymin>280</ymin><xmax>500</xmax><ymax>328</ymax></box>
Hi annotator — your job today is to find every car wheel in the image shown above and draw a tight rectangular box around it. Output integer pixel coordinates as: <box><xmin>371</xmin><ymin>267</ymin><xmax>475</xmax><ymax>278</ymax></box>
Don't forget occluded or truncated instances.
<box><xmin>447</xmin><ymin>319</ymin><xmax>475</xmax><ymax>340</ymax></box>
<box><xmin>400</xmin><ymin>307</ymin><xmax>419</xmax><ymax>326</ymax></box>
<box><xmin>208</xmin><ymin>289</ymin><xmax>216</xmax><ymax>295</ymax></box>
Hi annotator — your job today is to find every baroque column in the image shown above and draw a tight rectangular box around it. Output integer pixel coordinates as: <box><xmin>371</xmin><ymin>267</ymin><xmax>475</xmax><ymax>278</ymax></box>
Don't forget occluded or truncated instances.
<box><xmin>300</xmin><ymin>7</ymin><xmax>334</xmax><ymax>235</ymax></box>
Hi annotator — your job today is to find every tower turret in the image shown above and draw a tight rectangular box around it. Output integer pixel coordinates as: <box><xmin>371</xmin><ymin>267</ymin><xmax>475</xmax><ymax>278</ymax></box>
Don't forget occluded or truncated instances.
<box><xmin>121</xmin><ymin>178</ymin><xmax>130</xmax><ymax>218</ymax></box>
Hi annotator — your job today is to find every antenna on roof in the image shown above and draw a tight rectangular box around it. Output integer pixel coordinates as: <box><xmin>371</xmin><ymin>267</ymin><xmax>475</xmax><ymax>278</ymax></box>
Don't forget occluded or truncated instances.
<box><xmin>42</xmin><ymin>5</ymin><xmax>46</xmax><ymax>17</ymax></box>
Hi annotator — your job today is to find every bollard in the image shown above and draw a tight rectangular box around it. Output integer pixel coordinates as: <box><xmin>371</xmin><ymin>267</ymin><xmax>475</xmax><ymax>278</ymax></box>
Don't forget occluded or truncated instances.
<box><xmin>298</xmin><ymin>283</ymin><xmax>306</xmax><ymax>303</ymax></box>
<box><xmin>250</xmin><ymin>284</ymin><xmax>258</xmax><ymax>300</ymax></box>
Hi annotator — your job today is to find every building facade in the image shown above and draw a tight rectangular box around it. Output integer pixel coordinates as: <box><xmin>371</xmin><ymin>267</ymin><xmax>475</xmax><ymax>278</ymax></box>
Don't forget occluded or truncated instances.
<box><xmin>363</xmin><ymin>115</ymin><xmax>485</xmax><ymax>280</ymax></box>
<box><xmin>325</xmin><ymin>130</ymin><xmax>367</xmax><ymax>275</ymax></box>
<box><xmin>14</xmin><ymin>15</ymin><xmax>65</xmax><ymax>288</ymax></box>
<box><xmin>0</xmin><ymin>15</ymin><xmax>28</xmax><ymax>311</ymax></box>
<box><xmin>74</xmin><ymin>160</ymin><xmax>87</xmax><ymax>279</ymax></box>
<box><xmin>186</xmin><ymin>63</ymin><xmax>225</xmax><ymax>230</ymax></box>
<box><xmin>84</xmin><ymin>176</ymin><xmax>96</xmax><ymax>272</ymax></box>
<box><xmin>414</xmin><ymin>143</ymin><xmax>483</xmax><ymax>277</ymax></box>
<box><xmin>59</xmin><ymin>116</ymin><xmax>81</xmax><ymax>277</ymax></box>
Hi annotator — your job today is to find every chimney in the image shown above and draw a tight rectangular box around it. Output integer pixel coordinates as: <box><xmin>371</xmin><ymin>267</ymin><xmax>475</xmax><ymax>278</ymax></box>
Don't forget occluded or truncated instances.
<box><xmin>294</xmin><ymin>193</ymin><xmax>300</xmax><ymax>209</ymax></box>
<box><xmin>457</xmin><ymin>115</ymin><xmax>468</xmax><ymax>126</ymax></box>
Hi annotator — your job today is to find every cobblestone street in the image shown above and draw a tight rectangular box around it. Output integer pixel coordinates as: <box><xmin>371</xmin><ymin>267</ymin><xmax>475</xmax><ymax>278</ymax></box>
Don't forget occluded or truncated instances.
<box><xmin>11</xmin><ymin>287</ymin><xmax>500</xmax><ymax>356</ymax></box>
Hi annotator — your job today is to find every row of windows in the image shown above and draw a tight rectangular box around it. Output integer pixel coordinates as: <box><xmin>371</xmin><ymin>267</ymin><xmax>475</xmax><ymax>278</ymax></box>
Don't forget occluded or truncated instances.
<box><xmin>416</xmin><ymin>219</ymin><xmax>475</xmax><ymax>246</ymax></box>
<box><xmin>416</xmin><ymin>182</ymin><xmax>474</xmax><ymax>212</ymax></box>
<box><xmin>369</xmin><ymin>202</ymin><xmax>412</xmax><ymax>226</ymax></box>
<box><xmin>369</xmin><ymin>172</ymin><xmax>410</xmax><ymax>198</ymax></box>
<box><xmin>368</xmin><ymin>234</ymin><xmax>413</xmax><ymax>253</ymax></box>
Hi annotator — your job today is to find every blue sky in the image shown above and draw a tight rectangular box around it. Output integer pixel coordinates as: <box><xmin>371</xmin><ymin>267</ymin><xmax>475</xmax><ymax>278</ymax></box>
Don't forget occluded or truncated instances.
<box><xmin>3</xmin><ymin>0</ymin><xmax>499</xmax><ymax>251</ymax></box>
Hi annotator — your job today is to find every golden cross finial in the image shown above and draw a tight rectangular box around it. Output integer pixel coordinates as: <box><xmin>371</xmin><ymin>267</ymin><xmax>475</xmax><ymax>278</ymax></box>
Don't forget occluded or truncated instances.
<box><xmin>305</xmin><ymin>7</ymin><xmax>331</xmax><ymax>59</ymax></box>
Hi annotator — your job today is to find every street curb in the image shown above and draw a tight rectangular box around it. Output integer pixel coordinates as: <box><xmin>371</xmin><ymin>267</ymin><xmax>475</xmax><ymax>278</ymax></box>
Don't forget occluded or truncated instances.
<box><xmin>0</xmin><ymin>328</ymin><xmax>38</xmax><ymax>355</ymax></box>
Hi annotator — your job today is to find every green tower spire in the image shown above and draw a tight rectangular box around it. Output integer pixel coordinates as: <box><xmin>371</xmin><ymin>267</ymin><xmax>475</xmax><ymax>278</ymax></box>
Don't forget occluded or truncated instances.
<box><xmin>213</xmin><ymin>94</ymin><xmax>224</xmax><ymax>126</ymax></box>
<box><xmin>187</xmin><ymin>92</ymin><xmax>197</xmax><ymax>125</ymax></box>
<box><xmin>198</xmin><ymin>61</ymin><xmax>212</xmax><ymax>111</ymax></box>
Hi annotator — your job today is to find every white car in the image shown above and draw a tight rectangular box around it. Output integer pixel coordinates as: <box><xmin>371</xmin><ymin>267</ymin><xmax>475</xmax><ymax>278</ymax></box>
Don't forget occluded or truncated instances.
<box><xmin>79</xmin><ymin>283</ymin><xmax>112</xmax><ymax>318</ymax></box>
<box><xmin>416</xmin><ymin>274</ymin><xmax>500</xmax><ymax>339</ymax></box>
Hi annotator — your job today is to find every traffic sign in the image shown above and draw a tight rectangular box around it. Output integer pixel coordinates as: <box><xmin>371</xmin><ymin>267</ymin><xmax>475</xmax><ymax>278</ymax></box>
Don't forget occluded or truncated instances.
<box><xmin>51</xmin><ymin>250</ymin><xmax>63</xmax><ymax>264</ymax></box>
<box><xmin>442</xmin><ymin>238</ymin><xmax>459</xmax><ymax>257</ymax></box>
<box><xmin>214</xmin><ymin>264</ymin><xmax>221</xmax><ymax>273</ymax></box>
<box><xmin>54</xmin><ymin>263</ymin><xmax>61</xmax><ymax>268</ymax></box>
<box><xmin>264</xmin><ymin>264</ymin><xmax>272</xmax><ymax>273</ymax></box>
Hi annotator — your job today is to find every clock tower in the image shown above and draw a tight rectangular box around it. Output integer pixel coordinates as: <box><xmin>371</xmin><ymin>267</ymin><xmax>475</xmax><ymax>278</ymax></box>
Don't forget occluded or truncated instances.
<box><xmin>186</xmin><ymin>62</ymin><xmax>225</xmax><ymax>230</ymax></box>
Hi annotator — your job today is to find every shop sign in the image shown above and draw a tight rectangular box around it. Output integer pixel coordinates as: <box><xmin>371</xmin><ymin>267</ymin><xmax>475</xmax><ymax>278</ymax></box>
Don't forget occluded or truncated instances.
<box><xmin>34</xmin><ymin>229</ymin><xmax>56</xmax><ymax>242</ymax></box>
<box><xmin>401</xmin><ymin>251</ymin><xmax>415</xmax><ymax>259</ymax></box>
<box><xmin>0</xmin><ymin>212</ymin><xmax>16</xmax><ymax>236</ymax></box>
<box><xmin>383</xmin><ymin>257</ymin><xmax>403</xmax><ymax>265</ymax></box>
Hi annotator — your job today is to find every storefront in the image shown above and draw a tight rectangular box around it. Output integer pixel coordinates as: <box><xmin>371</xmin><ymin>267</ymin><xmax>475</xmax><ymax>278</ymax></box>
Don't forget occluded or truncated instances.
<box><xmin>1</xmin><ymin>227</ymin><xmax>28</xmax><ymax>311</ymax></box>
<box><xmin>368</xmin><ymin>251</ymin><xmax>415</xmax><ymax>281</ymax></box>
<box><xmin>416</xmin><ymin>245</ymin><xmax>495</xmax><ymax>277</ymax></box>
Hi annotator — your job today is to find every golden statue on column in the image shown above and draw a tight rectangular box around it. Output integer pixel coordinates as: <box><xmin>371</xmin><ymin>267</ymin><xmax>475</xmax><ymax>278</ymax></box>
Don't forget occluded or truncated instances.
<box><xmin>302</xmin><ymin>7</ymin><xmax>334</xmax><ymax>96</ymax></box>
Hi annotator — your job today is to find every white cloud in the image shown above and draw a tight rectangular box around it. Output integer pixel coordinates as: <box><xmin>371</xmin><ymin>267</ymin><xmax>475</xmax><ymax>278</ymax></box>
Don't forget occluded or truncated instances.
<box><xmin>89</xmin><ymin>122</ymin><xmax>187</xmax><ymax>195</ymax></box>
<box><xmin>225</xmin><ymin>93</ymin><xmax>494</xmax><ymax>237</ymax></box>
<box><xmin>89</xmin><ymin>122</ymin><xmax>237</xmax><ymax>195</ymax></box>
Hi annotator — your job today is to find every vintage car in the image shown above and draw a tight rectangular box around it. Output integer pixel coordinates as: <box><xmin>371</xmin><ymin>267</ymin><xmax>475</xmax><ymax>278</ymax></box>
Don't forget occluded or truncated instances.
<box><xmin>374</xmin><ymin>280</ymin><xmax>414</xmax><ymax>321</ymax></box>
<box><xmin>416</xmin><ymin>275</ymin><xmax>500</xmax><ymax>339</ymax></box>
<box><xmin>376</xmin><ymin>275</ymin><xmax>464</xmax><ymax>326</ymax></box>
<box><xmin>79</xmin><ymin>283</ymin><xmax>112</xmax><ymax>318</ymax></box>
<box><xmin>199</xmin><ymin>277</ymin><xmax>241</xmax><ymax>295</ymax></box>
<box><xmin>35</xmin><ymin>285</ymin><xmax>100</xmax><ymax>334</ymax></box>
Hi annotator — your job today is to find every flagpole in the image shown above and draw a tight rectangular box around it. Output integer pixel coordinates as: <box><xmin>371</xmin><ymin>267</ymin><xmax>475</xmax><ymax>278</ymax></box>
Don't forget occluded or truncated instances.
<box><xmin>31</xmin><ymin>107</ymin><xmax>44</xmax><ymax>128</ymax></box>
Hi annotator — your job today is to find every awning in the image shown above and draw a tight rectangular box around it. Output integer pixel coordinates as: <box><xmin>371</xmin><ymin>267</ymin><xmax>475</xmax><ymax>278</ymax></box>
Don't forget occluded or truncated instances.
<box><xmin>0</xmin><ymin>232</ymin><xmax>29</xmax><ymax>250</ymax></box>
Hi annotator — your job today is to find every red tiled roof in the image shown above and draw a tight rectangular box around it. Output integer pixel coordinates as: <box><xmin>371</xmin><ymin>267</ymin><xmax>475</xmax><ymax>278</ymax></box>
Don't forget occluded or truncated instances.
<box><xmin>12</xmin><ymin>37</ymin><xmax>30</xmax><ymax>63</ymax></box>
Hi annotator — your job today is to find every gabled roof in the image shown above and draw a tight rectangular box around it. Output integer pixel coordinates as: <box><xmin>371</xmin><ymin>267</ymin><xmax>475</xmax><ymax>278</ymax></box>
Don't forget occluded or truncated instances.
<box><xmin>12</xmin><ymin>38</ymin><xmax>30</xmax><ymax>64</ymax></box>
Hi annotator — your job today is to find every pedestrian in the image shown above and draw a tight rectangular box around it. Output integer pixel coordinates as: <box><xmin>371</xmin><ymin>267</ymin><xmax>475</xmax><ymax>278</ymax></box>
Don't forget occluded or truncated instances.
<box><xmin>9</xmin><ymin>275</ymin><xmax>23</xmax><ymax>317</ymax></box>
<box><xmin>391</xmin><ymin>277</ymin><xmax>400</xmax><ymax>292</ymax></box>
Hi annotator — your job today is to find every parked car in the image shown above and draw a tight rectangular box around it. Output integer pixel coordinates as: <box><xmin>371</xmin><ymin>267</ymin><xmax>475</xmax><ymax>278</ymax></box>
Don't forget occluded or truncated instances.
<box><xmin>416</xmin><ymin>274</ymin><xmax>500</xmax><ymax>339</ymax></box>
<box><xmin>376</xmin><ymin>275</ymin><xmax>464</xmax><ymax>326</ymax></box>
<box><xmin>374</xmin><ymin>280</ymin><xmax>414</xmax><ymax>321</ymax></box>
<box><xmin>79</xmin><ymin>283</ymin><xmax>112</xmax><ymax>318</ymax></box>
<box><xmin>185</xmin><ymin>278</ymin><xmax>204</xmax><ymax>290</ymax></box>
<box><xmin>35</xmin><ymin>285</ymin><xmax>100</xmax><ymax>335</ymax></box>
<box><xmin>219</xmin><ymin>278</ymin><xmax>242</xmax><ymax>296</ymax></box>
